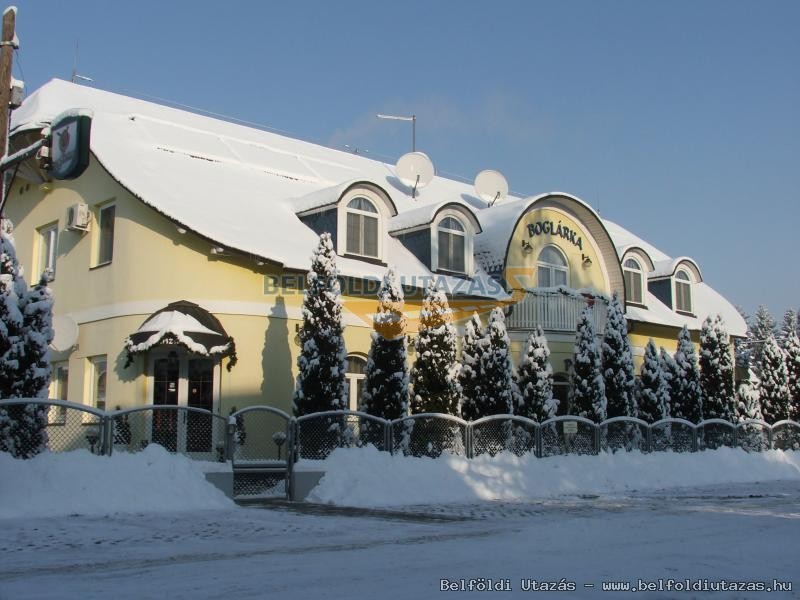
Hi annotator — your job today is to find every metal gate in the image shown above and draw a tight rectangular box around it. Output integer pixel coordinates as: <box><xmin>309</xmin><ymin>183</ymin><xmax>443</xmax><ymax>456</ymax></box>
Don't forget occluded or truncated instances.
<box><xmin>229</xmin><ymin>406</ymin><xmax>293</xmax><ymax>499</ymax></box>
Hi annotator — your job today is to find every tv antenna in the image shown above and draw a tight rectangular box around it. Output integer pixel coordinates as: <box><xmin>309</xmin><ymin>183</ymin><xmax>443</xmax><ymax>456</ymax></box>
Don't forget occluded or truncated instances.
<box><xmin>395</xmin><ymin>151</ymin><xmax>434</xmax><ymax>199</ymax></box>
<box><xmin>71</xmin><ymin>40</ymin><xmax>93</xmax><ymax>84</ymax></box>
<box><xmin>474</xmin><ymin>169</ymin><xmax>508</xmax><ymax>207</ymax></box>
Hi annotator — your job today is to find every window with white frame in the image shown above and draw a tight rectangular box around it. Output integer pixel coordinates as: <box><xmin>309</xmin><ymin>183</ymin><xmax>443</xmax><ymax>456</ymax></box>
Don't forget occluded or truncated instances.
<box><xmin>96</xmin><ymin>204</ymin><xmax>115</xmax><ymax>265</ymax></box>
<box><xmin>623</xmin><ymin>258</ymin><xmax>644</xmax><ymax>305</ymax></box>
<box><xmin>345</xmin><ymin>197</ymin><xmax>379</xmax><ymax>258</ymax></box>
<box><xmin>48</xmin><ymin>362</ymin><xmax>69</xmax><ymax>424</ymax></box>
<box><xmin>36</xmin><ymin>223</ymin><xmax>58</xmax><ymax>280</ymax></box>
<box><xmin>675</xmin><ymin>270</ymin><xmax>692</xmax><ymax>313</ymax></box>
<box><xmin>90</xmin><ymin>356</ymin><xmax>108</xmax><ymax>411</ymax></box>
<box><xmin>537</xmin><ymin>245</ymin><xmax>568</xmax><ymax>288</ymax></box>
<box><xmin>437</xmin><ymin>216</ymin><xmax>466</xmax><ymax>273</ymax></box>
<box><xmin>345</xmin><ymin>355</ymin><xmax>366</xmax><ymax>411</ymax></box>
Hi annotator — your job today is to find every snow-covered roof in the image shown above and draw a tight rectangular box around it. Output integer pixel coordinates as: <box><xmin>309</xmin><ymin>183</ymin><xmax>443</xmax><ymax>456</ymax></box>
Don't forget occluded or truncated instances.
<box><xmin>12</xmin><ymin>80</ymin><xmax>744</xmax><ymax>332</ymax></box>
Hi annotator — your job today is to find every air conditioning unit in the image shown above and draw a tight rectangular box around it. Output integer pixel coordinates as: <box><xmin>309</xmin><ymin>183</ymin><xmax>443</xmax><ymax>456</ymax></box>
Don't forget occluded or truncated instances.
<box><xmin>66</xmin><ymin>203</ymin><xmax>91</xmax><ymax>231</ymax></box>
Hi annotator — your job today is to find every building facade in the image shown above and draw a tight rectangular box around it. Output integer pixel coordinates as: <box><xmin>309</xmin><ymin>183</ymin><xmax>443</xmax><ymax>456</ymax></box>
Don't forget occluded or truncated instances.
<box><xmin>5</xmin><ymin>80</ymin><xmax>745</xmax><ymax>430</ymax></box>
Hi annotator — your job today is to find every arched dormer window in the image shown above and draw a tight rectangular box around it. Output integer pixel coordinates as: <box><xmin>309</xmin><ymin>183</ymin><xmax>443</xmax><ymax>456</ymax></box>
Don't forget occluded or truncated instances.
<box><xmin>675</xmin><ymin>269</ymin><xmax>692</xmax><ymax>313</ymax></box>
<box><xmin>537</xmin><ymin>245</ymin><xmax>568</xmax><ymax>288</ymax></box>
<box><xmin>623</xmin><ymin>258</ymin><xmax>645</xmax><ymax>305</ymax></box>
<box><xmin>336</xmin><ymin>187</ymin><xmax>391</xmax><ymax>262</ymax></box>
<box><xmin>431</xmin><ymin>211</ymin><xmax>474</xmax><ymax>275</ymax></box>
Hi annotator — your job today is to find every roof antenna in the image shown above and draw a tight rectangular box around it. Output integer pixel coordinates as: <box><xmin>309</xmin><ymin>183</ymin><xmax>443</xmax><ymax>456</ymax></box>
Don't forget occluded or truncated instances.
<box><xmin>71</xmin><ymin>40</ymin><xmax>93</xmax><ymax>84</ymax></box>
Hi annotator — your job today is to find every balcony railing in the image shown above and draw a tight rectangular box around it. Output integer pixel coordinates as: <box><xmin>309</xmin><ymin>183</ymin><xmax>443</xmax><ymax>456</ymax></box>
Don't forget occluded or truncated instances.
<box><xmin>506</xmin><ymin>289</ymin><xmax>608</xmax><ymax>334</ymax></box>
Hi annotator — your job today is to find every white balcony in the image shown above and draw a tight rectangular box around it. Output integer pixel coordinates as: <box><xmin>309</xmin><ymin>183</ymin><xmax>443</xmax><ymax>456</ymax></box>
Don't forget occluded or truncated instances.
<box><xmin>507</xmin><ymin>289</ymin><xmax>608</xmax><ymax>335</ymax></box>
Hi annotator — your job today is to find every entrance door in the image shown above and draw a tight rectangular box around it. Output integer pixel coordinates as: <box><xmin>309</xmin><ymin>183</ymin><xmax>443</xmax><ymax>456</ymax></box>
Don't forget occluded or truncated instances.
<box><xmin>149</xmin><ymin>351</ymin><xmax>218</xmax><ymax>455</ymax></box>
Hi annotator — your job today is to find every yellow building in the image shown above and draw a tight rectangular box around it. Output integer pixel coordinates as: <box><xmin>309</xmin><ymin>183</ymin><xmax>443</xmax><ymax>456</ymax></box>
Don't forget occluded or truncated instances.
<box><xmin>5</xmin><ymin>80</ymin><xmax>745</xmax><ymax>429</ymax></box>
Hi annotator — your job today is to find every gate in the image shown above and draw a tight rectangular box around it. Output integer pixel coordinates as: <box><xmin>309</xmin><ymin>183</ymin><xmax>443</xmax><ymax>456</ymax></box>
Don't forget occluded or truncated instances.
<box><xmin>229</xmin><ymin>406</ymin><xmax>292</xmax><ymax>499</ymax></box>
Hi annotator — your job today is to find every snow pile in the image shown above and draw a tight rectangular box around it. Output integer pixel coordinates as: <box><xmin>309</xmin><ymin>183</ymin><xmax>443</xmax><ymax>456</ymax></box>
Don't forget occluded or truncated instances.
<box><xmin>0</xmin><ymin>444</ymin><xmax>234</xmax><ymax>519</ymax></box>
<box><xmin>307</xmin><ymin>446</ymin><xmax>800</xmax><ymax>507</ymax></box>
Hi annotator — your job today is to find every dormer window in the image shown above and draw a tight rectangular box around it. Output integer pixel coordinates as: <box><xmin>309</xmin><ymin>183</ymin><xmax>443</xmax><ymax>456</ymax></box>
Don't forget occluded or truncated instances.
<box><xmin>437</xmin><ymin>216</ymin><xmax>466</xmax><ymax>273</ymax></box>
<box><xmin>675</xmin><ymin>269</ymin><xmax>692</xmax><ymax>313</ymax></box>
<box><xmin>537</xmin><ymin>245</ymin><xmax>568</xmax><ymax>287</ymax></box>
<box><xmin>623</xmin><ymin>258</ymin><xmax>644</xmax><ymax>305</ymax></box>
<box><xmin>345</xmin><ymin>197</ymin><xmax>379</xmax><ymax>258</ymax></box>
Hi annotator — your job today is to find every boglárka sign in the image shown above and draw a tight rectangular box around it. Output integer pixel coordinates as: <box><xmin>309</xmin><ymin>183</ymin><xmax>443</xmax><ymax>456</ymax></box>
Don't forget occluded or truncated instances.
<box><xmin>527</xmin><ymin>220</ymin><xmax>583</xmax><ymax>251</ymax></box>
<box><xmin>48</xmin><ymin>109</ymin><xmax>92</xmax><ymax>180</ymax></box>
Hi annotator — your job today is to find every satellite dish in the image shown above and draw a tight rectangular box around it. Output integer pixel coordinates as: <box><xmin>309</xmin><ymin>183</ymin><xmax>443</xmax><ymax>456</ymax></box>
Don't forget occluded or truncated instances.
<box><xmin>50</xmin><ymin>315</ymin><xmax>79</xmax><ymax>352</ymax></box>
<box><xmin>396</xmin><ymin>152</ymin><xmax>434</xmax><ymax>198</ymax></box>
<box><xmin>474</xmin><ymin>169</ymin><xmax>508</xmax><ymax>206</ymax></box>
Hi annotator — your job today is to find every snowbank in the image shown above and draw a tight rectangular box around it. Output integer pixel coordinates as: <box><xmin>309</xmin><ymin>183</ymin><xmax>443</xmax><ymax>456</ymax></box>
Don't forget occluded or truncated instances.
<box><xmin>307</xmin><ymin>446</ymin><xmax>800</xmax><ymax>507</ymax></box>
<box><xmin>0</xmin><ymin>445</ymin><xmax>234</xmax><ymax>519</ymax></box>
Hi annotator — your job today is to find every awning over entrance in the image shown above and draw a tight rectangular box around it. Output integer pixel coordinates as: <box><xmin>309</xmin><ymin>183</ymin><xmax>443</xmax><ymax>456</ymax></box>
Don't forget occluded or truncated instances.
<box><xmin>123</xmin><ymin>300</ymin><xmax>237</xmax><ymax>369</ymax></box>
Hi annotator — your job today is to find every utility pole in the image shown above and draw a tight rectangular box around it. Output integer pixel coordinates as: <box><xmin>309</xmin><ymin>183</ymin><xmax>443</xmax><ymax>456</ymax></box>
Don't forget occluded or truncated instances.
<box><xmin>0</xmin><ymin>6</ymin><xmax>17</xmax><ymax>216</ymax></box>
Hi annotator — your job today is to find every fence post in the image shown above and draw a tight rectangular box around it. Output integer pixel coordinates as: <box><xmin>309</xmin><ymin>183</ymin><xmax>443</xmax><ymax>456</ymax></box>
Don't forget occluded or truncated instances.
<box><xmin>466</xmin><ymin>423</ymin><xmax>473</xmax><ymax>459</ymax></box>
<box><xmin>692</xmin><ymin>426</ymin><xmax>699</xmax><ymax>452</ymax></box>
<box><xmin>101</xmin><ymin>414</ymin><xmax>113</xmax><ymax>456</ymax></box>
<box><xmin>225</xmin><ymin>415</ymin><xmax>236</xmax><ymax>462</ymax></box>
<box><xmin>535</xmin><ymin>423</ymin><xmax>542</xmax><ymax>458</ymax></box>
<box><xmin>594</xmin><ymin>424</ymin><xmax>600</xmax><ymax>455</ymax></box>
<box><xmin>646</xmin><ymin>424</ymin><xmax>652</xmax><ymax>454</ymax></box>
<box><xmin>768</xmin><ymin>425</ymin><xmax>774</xmax><ymax>451</ymax></box>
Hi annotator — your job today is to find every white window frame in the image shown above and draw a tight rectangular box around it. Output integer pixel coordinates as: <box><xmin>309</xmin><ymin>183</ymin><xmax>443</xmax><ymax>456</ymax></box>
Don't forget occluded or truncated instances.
<box><xmin>345</xmin><ymin>354</ymin><xmax>367</xmax><ymax>411</ymax></box>
<box><xmin>36</xmin><ymin>222</ymin><xmax>58</xmax><ymax>281</ymax></box>
<box><xmin>431</xmin><ymin>210</ymin><xmax>474</xmax><ymax>276</ymax></box>
<box><xmin>89</xmin><ymin>355</ymin><xmax>108</xmax><ymax>412</ymax></box>
<box><xmin>48</xmin><ymin>362</ymin><xmax>69</xmax><ymax>424</ymax></box>
<box><xmin>336</xmin><ymin>188</ymin><xmax>389</xmax><ymax>262</ymax></box>
<box><xmin>536</xmin><ymin>244</ymin><xmax>569</xmax><ymax>288</ymax></box>
<box><xmin>95</xmin><ymin>203</ymin><xmax>116</xmax><ymax>266</ymax></box>
<box><xmin>674</xmin><ymin>269</ymin><xmax>693</xmax><ymax>313</ymax></box>
<box><xmin>623</xmin><ymin>257</ymin><xmax>645</xmax><ymax>305</ymax></box>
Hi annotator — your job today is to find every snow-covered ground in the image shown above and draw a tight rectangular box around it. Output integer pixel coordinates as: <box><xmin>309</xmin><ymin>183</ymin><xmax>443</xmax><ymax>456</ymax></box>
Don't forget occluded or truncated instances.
<box><xmin>2</xmin><ymin>448</ymin><xmax>799</xmax><ymax>599</ymax></box>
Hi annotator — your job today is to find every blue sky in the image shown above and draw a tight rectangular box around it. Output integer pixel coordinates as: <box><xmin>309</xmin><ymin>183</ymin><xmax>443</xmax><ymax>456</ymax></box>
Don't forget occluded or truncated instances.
<box><xmin>12</xmin><ymin>0</ymin><xmax>800</xmax><ymax>322</ymax></box>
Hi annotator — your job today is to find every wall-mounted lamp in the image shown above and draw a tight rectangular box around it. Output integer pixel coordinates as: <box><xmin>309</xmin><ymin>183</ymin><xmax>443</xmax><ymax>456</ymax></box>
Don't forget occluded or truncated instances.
<box><xmin>582</xmin><ymin>254</ymin><xmax>592</xmax><ymax>268</ymax></box>
<box><xmin>176</xmin><ymin>226</ymin><xmax>187</xmax><ymax>235</ymax></box>
<box><xmin>521</xmin><ymin>240</ymin><xmax>534</xmax><ymax>254</ymax></box>
<box><xmin>210</xmin><ymin>246</ymin><xmax>226</xmax><ymax>255</ymax></box>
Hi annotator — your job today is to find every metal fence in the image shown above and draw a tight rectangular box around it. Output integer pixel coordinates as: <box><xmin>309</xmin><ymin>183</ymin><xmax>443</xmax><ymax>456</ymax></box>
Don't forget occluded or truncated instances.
<box><xmin>3</xmin><ymin>399</ymin><xmax>799</xmax><ymax>501</ymax></box>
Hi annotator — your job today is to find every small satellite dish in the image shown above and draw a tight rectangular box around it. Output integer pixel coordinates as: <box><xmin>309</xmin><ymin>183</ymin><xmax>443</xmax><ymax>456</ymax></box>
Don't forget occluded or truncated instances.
<box><xmin>50</xmin><ymin>315</ymin><xmax>79</xmax><ymax>352</ymax></box>
<box><xmin>396</xmin><ymin>152</ymin><xmax>434</xmax><ymax>198</ymax></box>
<box><xmin>474</xmin><ymin>169</ymin><xmax>508</xmax><ymax>207</ymax></box>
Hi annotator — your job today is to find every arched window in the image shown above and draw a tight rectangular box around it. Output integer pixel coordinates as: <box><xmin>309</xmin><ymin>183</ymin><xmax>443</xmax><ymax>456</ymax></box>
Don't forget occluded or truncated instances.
<box><xmin>675</xmin><ymin>270</ymin><xmax>692</xmax><ymax>313</ymax></box>
<box><xmin>537</xmin><ymin>245</ymin><xmax>568</xmax><ymax>288</ymax></box>
<box><xmin>345</xmin><ymin>355</ymin><xmax>367</xmax><ymax>411</ymax></box>
<box><xmin>623</xmin><ymin>258</ymin><xmax>644</xmax><ymax>305</ymax></box>
<box><xmin>437</xmin><ymin>216</ymin><xmax>466</xmax><ymax>273</ymax></box>
<box><xmin>345</xmin><ymin>197</ymin><xmax>379</xmax><ymax>258</ymax></box>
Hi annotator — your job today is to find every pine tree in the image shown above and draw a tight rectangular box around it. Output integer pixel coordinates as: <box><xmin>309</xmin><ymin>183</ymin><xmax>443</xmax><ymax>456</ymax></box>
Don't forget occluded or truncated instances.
<box><xmin>779</xmin><ymin>309</ymin><xmax>799</xmax><ymax>347</ymax></box>
<box><xmin>699</xmin><ymin>316</ymin><xmax>735</xmax><ymax>421</ymax></box>
<box><xmin>602</xmin><ymin>292</ymin><xmax>637</xmax><ymax>419</ymax></box>
<box><xmin>784</xmin><ymin>328</ymin><xmax>800</xmax><ymax>421</ymax></box>
<box><xmin>516</xmin><ymin>326</ymin><xmax>558</xmax><ymax>421</ymax></box>
<box><xmin>409</xmin><ymin>282</ymin><xmax>460</xmax><ymax>415</ymax></box>
<box><xmin>638</xmin><ymin>340</ymin><xmax>669</xmax><ymax>423</ymax></box>
<box><xmin>734</xmin><ymin>305</ymin><xmax>752</xmax><ymax>369</ymax></box>
<box><xmin>735</xmin><ymin>368</ymin><xmax>764</xmax><ymax>422</ymax></box>
<box><xmin>750</xmin><ymin>305</ymin><xmax>776</xmax><ymax>375</ymax></box>
<box><xmin>672</xmin><ymin>326</ymin><xmax>703</xmax><ymax>423</ymax></box>
<box><xmin>292</xmin><ymin>233</ymin><xmax>348</xmax><ymax>416</ymax></box>
<box><xmin>11</xmin><ymin>274</ymin><xmax>54</xmax><ymax>457</ymax></box>
<box><xmin>759</xmin><ymin>332</ymin><xmax>790</xmax><ymax>423</ymax></box>
<box><xmin>466</xmin><ymin>307</ymin><xmax>514</xmax><ymax>419</ymax></box>
<box><xmin>361</xmin><ymin>267</ymin><xmax>409</xmax><ymax>421</ymax></box>
<box><xmin>458</xmin><ymin>313</ymin><xmax>484</xmax><ymax>420</ymax></box>
<box><xmin>569</xmin><ymin>307</ymin><xmax>606</xmax><ymax>421</ymax></box>
<box><xmin>660</xmin><ymin>347</ymin><xmax>680</xmax><ymax>417</ymax></box>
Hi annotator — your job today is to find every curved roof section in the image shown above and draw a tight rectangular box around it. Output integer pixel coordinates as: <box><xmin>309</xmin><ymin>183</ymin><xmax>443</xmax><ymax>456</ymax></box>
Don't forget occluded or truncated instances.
<box><xmin>389</xmin><ymin>201</ymin><xmax>482</xmax><ymax>234</ymax></box>
<box><xmin>292</xmin><ymin>180</ymin><xmax>399</xmax><ymax>216</ymax></box>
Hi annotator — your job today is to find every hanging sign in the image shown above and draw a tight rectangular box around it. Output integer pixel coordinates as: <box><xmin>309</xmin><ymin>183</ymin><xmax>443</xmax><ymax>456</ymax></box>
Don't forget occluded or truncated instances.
<box><xmin>49</xmin><ymin>109</ymin><xmax>92</xmax><ymax>180</ymax></box>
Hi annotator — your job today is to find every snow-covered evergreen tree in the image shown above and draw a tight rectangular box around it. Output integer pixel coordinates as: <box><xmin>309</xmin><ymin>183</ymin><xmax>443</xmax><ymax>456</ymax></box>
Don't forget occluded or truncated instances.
<box><xmin>638</xmin><ymin>340</ymin><xmax>669</xmax><ymax>423</ymax></box>
<box><xmin>464</xmin><ymin>307</ymin><xmax>514</xmax><ymax>419</ymax></box>
<box><xmin>515</xmin><ymin>326</ymin><xmax>557</xmax><ymax>421</ymax></box>
<box><xmin>779</xmin><ymin>309</ymin><xmax>799</xmax><ymax>347</ymax></box>
<box><xmin>409</xmin><ymin>282</ymin><xmax>460</xmax><ymax>415</ymax></box>
<box><xmin>759</xmin><ymin>332</ymin><xmax>790</xmax><ymax>423</ymax></box>
<box><xmin>569</xmin><ymin>307</ymin><xmax>606</xmax><ymax>422</ymax></box>
<box><xmin>292</xmin><ymin>233</ymin><xmax>348</xmax><ymax>416</ymax></box>
<box><xmin>735</xmin><ymin>368</ymin><xmax>764</xmax><ymax>422</ymax></box>
<box><xmin>750</xmin><ymin>305</ymin><xmax>776</xmax><ymax>375</ymax></box>
<box><xmin>734</xmin><ymin>305</ymin><xmax>752</xmax><ymax>369</ymax></box>
<box><xmin>699</xmin><ymin>316</ymin><xmax>735</xmax><ymax>421</ymax></box>
<box><xmin>602</xmin><ymin>292</ymin><xmax>636</xmax><ymax>419</ymax></box>
<box><xmin>660</xmin><ymin>347</ymin><xmax>679</xmax><ymax>418</ymax></box>
<box><xmin>784</xmin><ymin>328</ymin><xmax>800</xmax><ymax>421</ymax></box>
<box><xmin>671</xmin><ymin>326</ymin><xmax>703</xmax><ymax>423</ymax></box>
<box><xmin>361</xmin><ymin>267</ymin><xmax>409</xmax><ymax>421</ymax></box>
<box><xmin>458</xmin><ymin>313</ymin><xmax>484</xmax><ymax>420</ymax></box>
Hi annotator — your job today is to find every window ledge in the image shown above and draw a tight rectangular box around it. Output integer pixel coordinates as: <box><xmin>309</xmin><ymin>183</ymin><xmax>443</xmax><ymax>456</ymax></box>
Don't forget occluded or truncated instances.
<box><xmin>626</xmin><ymin>302</ymin><xmax>647</xmax><ymax>310</ymax></box>
<box><xmin>341</xmin><ymin>253</ymin><xmax>386</xmax><ymax>266</ymax></box>
<box><xmin>675</xmin><ymin>309</ymin><xmax>696</xmax><ymax>318</ymax></box>
<box><xmin>90</xmin><ymin>261</ymin><xmax>112</xmax><ymax>271</ymax></box>
<box><xmin>434</xmin><ymin>268</ymin><xmax>472</xmax><ymax>280</ymax></box>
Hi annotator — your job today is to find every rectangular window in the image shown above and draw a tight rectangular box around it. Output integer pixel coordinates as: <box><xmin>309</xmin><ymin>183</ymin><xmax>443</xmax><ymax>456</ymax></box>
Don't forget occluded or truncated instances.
<box><xmin>97</xmin><ymin>204</ymin><xmax>115</xmax><ymax>265</ymax></box>
<box><xmin>676</xmin><ymin>281</ymin><xmax>692</xmax><ymax>313</ymax></box>
<box><xmin>438</xmin><ymin>231</ymin><xmax>465</xmax><ymax>273</ymax></box>
<box><xmin>37</xmin><ymin>223</ymin><xmax>58</xmax><ymax>280</ymax></box>
<box><xmin>48</xmin><ymin>363</ymin><xmax>69</xmax><ymax>424</ymax></box>
<box><xmin>624</xmin><ymin>271</ymin><xmax>643</xmax><ymax>304</ymax></box>
<box><xmin>90</xmin><ymin>356</ymin><xmax>108</xmax><ymax>411</ymax></box>
<box><xmin>538</xmin><ymin>266</ymin><xmax>551</xmax><ymax>287</ymax></box>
